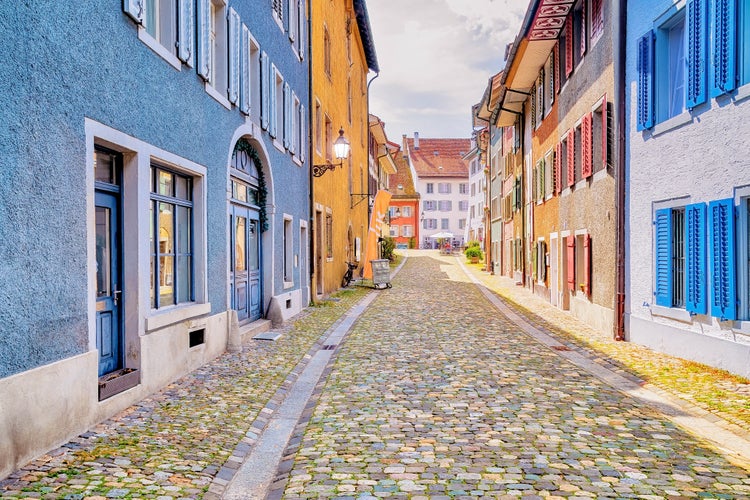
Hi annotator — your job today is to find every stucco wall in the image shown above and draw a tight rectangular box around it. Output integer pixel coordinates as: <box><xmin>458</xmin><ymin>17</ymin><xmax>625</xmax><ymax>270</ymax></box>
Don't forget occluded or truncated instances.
<box><xmin>0</xmin><ymin>1</ymin><xmax>309</xmax><ymax>378</ymax></box>
<box><xmin>625</xmin><ymin>0</ymin><xmax>750</xmax><ymax>375</ymax></box>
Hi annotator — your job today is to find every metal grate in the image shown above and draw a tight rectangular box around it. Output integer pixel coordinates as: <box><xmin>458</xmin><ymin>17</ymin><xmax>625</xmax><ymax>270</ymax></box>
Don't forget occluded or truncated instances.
<box><xmin>322</xmin><ymin>345</ymin><xmax>336</xmax><ymax>351</ymax></box>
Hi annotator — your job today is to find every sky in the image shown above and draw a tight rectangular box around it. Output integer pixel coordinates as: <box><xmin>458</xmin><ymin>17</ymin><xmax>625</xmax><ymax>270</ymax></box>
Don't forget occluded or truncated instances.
<box><xmin>366</xmin><ymin>0</ymin><xmax>528</xmax><ymax>142</ymax></box>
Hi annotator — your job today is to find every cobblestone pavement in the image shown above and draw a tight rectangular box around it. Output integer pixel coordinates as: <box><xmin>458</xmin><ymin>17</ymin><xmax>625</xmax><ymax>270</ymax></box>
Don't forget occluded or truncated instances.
<box><xmin>0</xmin><ymin>288</ymin><xmax>370</xmax><ymax>500</ymax></box>
<box><xmin>278</xmin><ymin>255</ymin><xmax>750</xmax><ymax>499</ymax></box>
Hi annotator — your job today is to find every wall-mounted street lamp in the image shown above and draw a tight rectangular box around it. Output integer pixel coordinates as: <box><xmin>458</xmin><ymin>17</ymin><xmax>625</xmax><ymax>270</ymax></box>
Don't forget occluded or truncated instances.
<box><xmin>312</xmin><ymin>128</ymin><xmax>350</xmax><ymax>177</ymax></box>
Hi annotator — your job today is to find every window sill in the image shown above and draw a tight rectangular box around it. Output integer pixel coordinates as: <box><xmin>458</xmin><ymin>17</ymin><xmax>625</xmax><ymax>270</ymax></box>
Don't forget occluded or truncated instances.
<box><xmin>651</xmin><ymin>110</ymin><xmax>692</xmax><ymax>137</ymax></box>
<box><xmin>283</xmin><ymin>280</ymin><xmax>294</xmax><ymax>290</ymax></box>
<box><xmin>146</xmin><ymin>302</ymin><xmax>212</xmax><ymax>332</ymax></box>
<box><xmin>575</xmin><ymin>178</ymin><xmax>588</xmax><ymax>190</ymax></box>
<box><xmin>292</xmin><ymin>156</ymin><xmax>303</xmax><ymax>167</ymax></box>
<box><xmin>138</xmin><ymin>28</ymin><xmax>182</xmax><ymax>71</ymax></box>
<box><xmin>732</xmin><ymin>321</ymin><xmax>750</xmax><ymax>336</ymax></box>
<box><xmin>592</xmin><ymin>169</ymin><xmax>609</xmax><ymax>183</ymax></box>
<box><xmin>650</xmin><ymin>304</ymin><xmax>692</xmax><ymax>323</ymax></box>
<box><xmin>561</xmin><ymin>187</ymin><xmax>572</xmax><ymax>197</ymax></box>
<box><xmin>733</xmin><ymin>83</ymin><xmax>750</xmax><ymax>104</ymax></box>
<box><xmin>204</xmin><ymin>83</ymin><xmax>232</xmax><ymax>110</ymax></box>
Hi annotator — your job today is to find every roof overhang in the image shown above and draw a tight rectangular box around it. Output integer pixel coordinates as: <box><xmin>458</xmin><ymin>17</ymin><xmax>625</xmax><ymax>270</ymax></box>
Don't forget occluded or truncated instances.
<box><xmin>378</xmin><ymin>149</ymin><xmax>397</xmax><ymax>175</ymax></box>
<box><xmin>494</xmin><ymin>0</ymin><xmax>575</xmax><ymax>127</ymax></box>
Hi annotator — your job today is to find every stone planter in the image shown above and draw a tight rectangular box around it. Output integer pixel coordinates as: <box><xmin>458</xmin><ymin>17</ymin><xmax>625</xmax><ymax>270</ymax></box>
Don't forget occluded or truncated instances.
<box><xmin>98</xmin><ymin>368</ymin><xmax>140</xmax><ymax>401</ymax></box>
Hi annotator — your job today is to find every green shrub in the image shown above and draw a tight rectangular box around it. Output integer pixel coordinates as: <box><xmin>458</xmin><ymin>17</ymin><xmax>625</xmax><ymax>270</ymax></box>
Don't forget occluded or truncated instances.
<box><xmin>381</xmin><ymin>236</ymin><xmax>396</xmax><ymax>261</ymax></box>
<box><xmin>464</xmin><ymin>246</ymin><xmax>483</xmax><ymax>259</ymax></box>
<box><xmin>466</xmin><ymin>240</ymin><xmax>481</xmax><ymax>248</ymax></box>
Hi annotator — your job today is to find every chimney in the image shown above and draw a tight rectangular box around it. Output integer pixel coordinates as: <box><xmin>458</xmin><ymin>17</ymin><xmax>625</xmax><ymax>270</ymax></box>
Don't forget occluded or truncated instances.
<box><xmin>414</xmin><ymin>132</ymin><xmax>420</xmax><ymax>150</ymax></box>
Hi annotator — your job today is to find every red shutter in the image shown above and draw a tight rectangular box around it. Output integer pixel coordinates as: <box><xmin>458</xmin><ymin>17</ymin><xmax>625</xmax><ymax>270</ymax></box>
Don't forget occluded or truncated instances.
<box><xmin>554</xmin><ymin>42</ymin><xmax>560</xmax><ymax>94</ymax></box>
<box><xmin>566</xmin><ymin>235</ymin><xmax>575</xmax><ymax>291</ymax></box>
<box><xmin>583</xmin><ymin>234</ymin><xmax>591</xmax><ymax>296</ymax></box>
<box><xmin>554</xmin><ymin>141</ymin><xmax>562</xmax><ymax>194</ymax></box>
<box><xmin>580</xmin><ymin>0</ymin><xmax>587</xmax><ymax>57</ymax></box>
<box><xmin>581</xmin><ymin>112</ymin><xmax>593</xmax><ymax>178</ymax></box>
<box><xmin>601</xmin><ymin>96</ymin><xmax>608</xmax><ymax>171</ymax></box>
<box><xmin>567</xmin><ymin>129</ymin><xmax>575</xmax><ymax>187</ymax></box>
<box><xmin>565</xmin><ymin>17</ymin><xmax>574</xmax><ymax>77</ymax></box>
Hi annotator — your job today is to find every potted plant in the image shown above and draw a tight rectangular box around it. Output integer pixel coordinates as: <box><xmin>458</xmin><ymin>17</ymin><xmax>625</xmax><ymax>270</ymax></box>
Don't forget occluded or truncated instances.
<box><xmin>464</xmin><ymin>245</ymin><xmax>483</xmax><ymax>264</ymax></box>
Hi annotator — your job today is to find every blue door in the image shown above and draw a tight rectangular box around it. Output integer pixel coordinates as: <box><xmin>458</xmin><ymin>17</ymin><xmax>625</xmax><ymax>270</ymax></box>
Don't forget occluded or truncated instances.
<box><xmin>231</xmin><ymin>204</ymin><xmax>262</xmax><ymax>322</ymax></box>
<box><xmin>95</xmin><ymin>190</ymin><xmax>123</xmax><ymax>375</ymax></box>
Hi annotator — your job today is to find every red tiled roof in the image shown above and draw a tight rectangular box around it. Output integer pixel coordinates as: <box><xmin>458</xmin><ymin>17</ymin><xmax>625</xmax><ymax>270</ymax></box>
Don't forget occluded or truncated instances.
<box><xmin>407</xmin><ymin>138</ymin><xmax>470</xmax><ymax>178</ymax></box>
<box><xmin>390</xmin><ymin>151</ymin><xmax>418</xmax><ymax>198</ymax></box>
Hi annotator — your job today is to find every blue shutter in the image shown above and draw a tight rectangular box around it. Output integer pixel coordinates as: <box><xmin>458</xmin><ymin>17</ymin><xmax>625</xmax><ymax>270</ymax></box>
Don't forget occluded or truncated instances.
<box><xmin>269</xmin><ymin>63</ymin><xmax>278</xmax><ymax>138</ymax></box>
<box><xmin>297</xmin><ymin>0</ymin><xmax>305</xmax><ymax>59</ymax></box>
<box><xmin>712</xmin><ymin>0</ymin><xmax>737</xmax><ymax>96</ymax></box>
<box><xmin>290</xmin><ymin>92</ymin><xmax>297</xmax><ymax>155</ymax></box>
<box><xmin>685</xmin><ymin>203</ymin><xmax>707</xmax><ymax>314</ymax></box>
<box><xmin>637</xmin><ymin>31</ymin><xmax>655</xmax><ymax>130</ymax></box>
<box><xmin>239</xmin><ymin>25</ymin><xmax>251</xmax><ymax>115</ymax></box>
<box><xmin>261</xmin><ymin>52</ymin><xmax>269</xmax><ymax>130</ymax></box>
<box><xmin>654</xmin><ymin>208</ymin><xmax>672</xmax><ymax>307</ymax></box>
<box><xmin>299</xmin><ymin>104</ymin><xmax>306</xmax><ymax>163</ymax></box>
<box><xmin>283</xmin><ymin>82</ymin><xmax>291</xmax><ymax>149</ymax></box>
<box><xmin>686</xmin><ymin>0</ymin><xmax>708</xmax><ymax>108</ymax></box>
<box><xmin>709</xmin><ymin>198</ymin><xmax>737</xmax><ymax>320</ymax></box>
<box><xmin>196</xmin><ymin>0</ymin><xmax>211</xmax><ymax>81</ymax></box>
<box><xmin>177</xmin><ymin>0</ymin><xmax>194</xmax><ymax>67</ymax></box>
<box><xmin>228</xmin><ymin>8</ymin><xmax>241</xmax><ymax>105</ymax></box>
<box><xmin>123</xmin><ymin>0</ymin><xmax>144</xmax><ymax>24</ymax></box>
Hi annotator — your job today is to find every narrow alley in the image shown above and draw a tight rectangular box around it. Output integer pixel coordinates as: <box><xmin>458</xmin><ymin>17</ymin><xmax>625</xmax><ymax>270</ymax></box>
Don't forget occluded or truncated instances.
<box><xmin>2</xmin><ymin>253</ymin><xmax>750</xmax><ymax>499</ymax></box>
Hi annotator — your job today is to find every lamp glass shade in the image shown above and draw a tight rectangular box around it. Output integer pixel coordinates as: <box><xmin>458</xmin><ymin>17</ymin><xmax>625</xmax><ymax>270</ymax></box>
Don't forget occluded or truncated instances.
<box><xmin>333</xmin><ymin>129</ymin><xmax>350</xmax><ymax>160</ymax></box>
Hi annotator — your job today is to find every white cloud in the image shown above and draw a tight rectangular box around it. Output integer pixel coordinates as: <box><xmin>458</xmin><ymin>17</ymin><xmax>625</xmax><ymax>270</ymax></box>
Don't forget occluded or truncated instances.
<box><xmin>367</xmin><ymin>0</ymin><xmax>527</xmax><ymax>139</ymax></box>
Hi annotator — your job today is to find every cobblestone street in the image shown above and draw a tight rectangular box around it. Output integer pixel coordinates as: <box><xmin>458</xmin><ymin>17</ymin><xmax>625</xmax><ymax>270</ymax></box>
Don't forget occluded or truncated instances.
<box><xmin>2</xmin><ymin>253</ymin><xmax>750</xmax><ymax>499</ymax></box>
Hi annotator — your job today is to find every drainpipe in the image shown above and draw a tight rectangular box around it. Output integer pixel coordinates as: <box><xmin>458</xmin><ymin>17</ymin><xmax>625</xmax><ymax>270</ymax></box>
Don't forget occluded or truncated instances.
<box><xmin>614</xmin><ymin>0</ymin><xmax>627</xmax><ymax>341</ymax></box>
<box><xmin>307</xmin><ymin>0</ymin><xmax>315</xmax><ymax>288</ymax></box>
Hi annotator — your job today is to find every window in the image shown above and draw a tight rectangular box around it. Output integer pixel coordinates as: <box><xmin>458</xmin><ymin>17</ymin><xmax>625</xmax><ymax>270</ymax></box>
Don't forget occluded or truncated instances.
<box><xmin>240</xmin><ymin>28</ymin><xmax>260</xmax><ymax>117</ymax></box>
<box><xmin>274</xmin><ymin>71</ymin><xmax>284</xmax><ymax>141</ymax></box>
<box><xmin>536</xmin><ymin>241</ymin><xmax>547</xmax><ymax>283</ymax></box>
<box><xmin>441</xmin><ymin>219</ymin><xmax>450</xmax><ymax>230</ymax></box>
<box><xmin>287</xmin><ymin>0</ymin><xmax>296</xmax><ymax>41</ymax></box>
<box><xmin>390</xmin><ymin>226</ymin><xmax>398</xmax><ymax>237</ymax></box>
<box><xmin>471</xmin><ymin>184</ymin><xmax>476</xmax><ymax>197</ymax></box>
<box><xmin>423</xmin><ymin>200</ymin><xmax>436</xmax><ymax>211</ymax></box>
<box><xmin>272</xmin><ymin>0</ymin><xmax>283</xmax><ymax>23</ymax></box>
<box><xmin>459</xmin><ymin>183</ymin><xmax>468</xmax><ymax>194</ymax></box>
<box><xmin>438</xmin><ymin>200</ymin><xmax>452</xmax><ymax>211</ymax></box>
<box><xmin>438</xmin><ymin>183</ymin><xmax>451</xmax><ymax>194</ymax></box>
<box><xmin>592</xmin><ymin>99</ymin><xmax>610</xmax><ymax>174</ymax></box>
<box><xmin>143</xmin><ymin>0</ymin><xmax>177</xmax><ymax>54</ymax></box>
<box><xmin>663</xmin><ymin>13</ymin><xmax>686</xmax><ymax>120</ymax></box>
<box><xmin>544</xmin><ymin>150</ymin><xmax>554</xmax><ymax>197</ymax></box>
<box><xmin>324</xmin><ymin>26</ymin><xmax>331</xmax><ymax>77</ymax></box>
<box><xmin>591</xmin><ymin>0</ymin><xmax>604</xmax><ymax>43</ymax></box>
<box><xmin>459</xmin><ymin>200</ymin><xmax>469</xmax><ymax>212</ymax></box>
<box><xmin>209</xmin><ymin>0</ymin><xmax>228</xmax><ymax>96</ymax></box>
<box><xmin>324</xmin><ymin>115</ymin><xmax>332</xmax><ymax>161</ymax></box>
<box><xmin>150</xmin><ymin>166</ymin><xmax>194</xmax><ymax>309</ymax></box>
<box><xmin>459</xmin><ymin>219</ymin><xmax>466</xmax><ymax>230</ymax></box>
<box><xmin>315</xmin><ymin>100</ymin><xmax>322</xmax><ymax>153</ymax></box>
<box><xmin>325</xmin><ymin>213</ymin><xmax>333</xmax><ymax>259</ymax></box>
<box><xmin>284</xmin><ymin>217</ymin><xmax>293</xmax><ymax>283</ymax></box>
<box><xmin>423</xmin><ymin>218</ymin><xmax>437</xmax><ymax>230</ymax></box>
<box><xmin>292</xmin><ymin>94</ymin><xmax>301</xmax><ymax>157</ymax></box>
<box><xmin>573</xmin><ymin>0</ymin><xmax>586</xmax><ymax>64</ymax></box>
<box><xmin>402</xmin><ymin>225</ymin><xmax>413</xmax><ymax>237</ymax></box>
<box><xmin>402</xmin><ymin>206</ymin><xmax>412</xmax><ymax>217</ymax></box>
<box><xmin>426</xmin><ymin>183</ymin><xmax>434</xmax><ymax>194</ymax></box>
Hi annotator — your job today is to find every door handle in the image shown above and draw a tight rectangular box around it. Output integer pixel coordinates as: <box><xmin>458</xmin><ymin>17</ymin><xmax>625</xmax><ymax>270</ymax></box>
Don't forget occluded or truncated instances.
<box><xmin>113</xmin><ymin>290</ymin><xmax>122</xmax><ymax>306</ymax></box>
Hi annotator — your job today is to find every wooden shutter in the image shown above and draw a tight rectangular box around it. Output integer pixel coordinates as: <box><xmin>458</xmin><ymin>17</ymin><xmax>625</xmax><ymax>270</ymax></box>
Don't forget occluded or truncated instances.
<box><xmin>565</xmin><ymin>16</ymin><xmax>574</xmax><ymax>77</ymax></box>
<box><xmin>566</xmin><ymin>235</ymin><xmax>575</xmax><ymax>291</ymax></box>
<box><xmin>637</xmin><ymin>31</ymin><xmax>655</xmax><ymax>130</ymax></box>
<box><xmin>239</xmin><ymin>25</ymin><xmax>251</xmax><ymax>115</ymax></box>
<box><xmin>269</xmin><ymin>63</ymin><xmax>278</xmax><ymax>138</ymax></box>
<box><xmin>583</xmin><ymin>234</ymin><xmax>591</xmax><ymax>296</ymax></box>
<box><xmin>260</xmin><ymin>52</ymin><xmax>269</xmax><ymax>130</ymax></box>
<box><xmin>601</xmin><ymin>97</ymin><xmax>608</xmax><ymax>170</ymax></box>
<box><xmin>123</xmin><ymin>0</ymin><xmax>144</xmax><ymax>24</ymax></box>
<box><xmin>581</xmin><ymin>112</ymin><xmax>593</xmax><ymax>178</ymax></box>
<box><xmin>709</xmin><ymin>199</ymin><xmax>737</xmax><ymax>320</ymax></box>
<box><xmin>298</xmin><ymin>104</ymin><xmax>307</xmax><ymax>163</ymax></box>
<box><xmin>297</xmin><ymin>0</ymin><xmax>306</xmax><ymax>59</ymax></box>
<box><xmin>228</xmin><ymin>8</ymin><xmax>241</xmax><ymax>105</ymax></box>
<box><xmin>554</xmin><ymin>42</ymin><xmax>560</xmax><ymax>94</ymax></box>
<box><xmin>540</xmin><ymin>158</ymin><xmax>546</xmax><ymax>198</ymax></box>
<box><xmin>290</xmin><ymin>92</ymin><xmax>297</xmax><ymax>155</ymax></box>
<box><xmin>566</xmin><ymin>129</ymin><xmax>575</xmax><ymax>187</ymax></box>
<box><xmin>530</xmin><ymin>86</ymin><xmax>537</xmax><ymax>130</ymax></box>
<box><xmin>196</xmin><ymin>0</ymin><xmax>211</xmax><ymax>81</ymax></box>
<box><xmin>283</xmin><ymin>82</ymin><xmax>291</xmax><ymax>149</ymax></box>
<box><xmin>686</xmin><ymin>203</ymin><xmax>707</xmax><ymax>314</ymax></box>
<box><xmin>712</xmin><ymin>0</ymin><xmax>737</xmax><ymax>96</ymax></box>
<box><xmin>654</xmin><ymin>208</ymin><xmax>672</xmax><ymax>307</ymax></box>
<box><xmin>540</xmin><ymin>241</ymin><xmax>547</xmax><ymax>282</ymax></box>
<box><xmin>686</xmin><ymin>0</ymin><xmax>708</xmax><ymax>108</ymax></box>
<box><xmin>177</xmin><ymin>0</ymin><xmax>194</xmax><ymax>67</ymax></box>
<box><xmin>554</xmin><ymin>142</ymin><xmax>562</xmax><ymax>194</ymax></box>
<box><xmin>579</xmin><ymin>0</ymin><xmax>587</xmax><ymax>58</ymax></box>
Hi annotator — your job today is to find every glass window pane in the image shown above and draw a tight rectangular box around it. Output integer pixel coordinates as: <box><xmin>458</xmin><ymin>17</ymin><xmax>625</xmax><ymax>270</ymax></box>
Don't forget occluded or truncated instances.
<box><xmin>177</xmin><ymin>206</ymin><xmax>191</xmax><ymax>254</ymax></box>
<box><xmin>95</xmin><ymin>151</ymin><xmax>116</xmax><ymax>184</ymax></box>
<box><xmin>159</xmin><ymin>203</ymin><xmax>174</xmax><ymax>254</ymax></box>
<box><xmin>158</xmin><ymin>170</ymin><xmax>174</xmax><ymax>197</ymax></box>
<box><xmin>175</xmin><ymin>175</ymin><xmax>189</xmax><ymax>200</ymax></box>
<box><xmin>248</xmin><ymin>220</ymin><xmax>259</xmax><ymax>270</ymax></box>
<box><xmin>235</xmin><ymin>217</ymin><xmax>247</xmax><ymax>271</ymax></box>
<box><xmin>150</xmin><ymin>255</ymin><xmax>156</xmax><ymax>309</ymax></box>
<box><xmin>159</xmin><ymin>255</ymin><xmax>175</xmax><ymax>306</ymax></box>
<box><xmin>249</xmin><ymin>188</ymin><xmax>258</xmax><ymax>205</ymax></box>
<box><xmin>177</xmin><ymin>255</ymin><xmax>192</xmax><ymax>303</ymax></box>
<box><xmin>237</xmin><ymin>183</ymin><xmax>248</xmax><ymax>202</ymax></box>
<box><xmin>95</xmin><ymin>207</ymin><xmax>111</xmax><ymax>297</ymax></box>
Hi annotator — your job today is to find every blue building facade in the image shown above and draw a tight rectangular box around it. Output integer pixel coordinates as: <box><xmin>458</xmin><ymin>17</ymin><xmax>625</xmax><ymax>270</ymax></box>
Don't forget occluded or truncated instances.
<box><xmin>0</xmin><ymin>0</ymin><xmax>309</xmax><ymax>476</ymax></box>
<box><xmin>626</xmin><ymin>0</ymin><xmax>750</xmax><ymax>378</ymax></box>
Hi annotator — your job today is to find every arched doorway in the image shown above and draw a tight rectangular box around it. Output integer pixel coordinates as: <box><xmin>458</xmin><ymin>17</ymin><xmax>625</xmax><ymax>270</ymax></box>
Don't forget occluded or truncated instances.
<box><xmin>229</xmin><ymin>139</ymin><xmax>266</xmax><ymax>323</ymax></box>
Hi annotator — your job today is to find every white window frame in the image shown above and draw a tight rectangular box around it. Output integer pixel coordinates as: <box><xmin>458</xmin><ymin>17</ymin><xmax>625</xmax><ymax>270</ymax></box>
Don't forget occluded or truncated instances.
<box><xmin>204</xmin><ymin>0</ymin><xmax>230</xmax><ymax>109</ymax></box>
<box><xmin>283</xmin><ymin>215</ymin><xmax>294</xmax><ymax>288</ymax></box>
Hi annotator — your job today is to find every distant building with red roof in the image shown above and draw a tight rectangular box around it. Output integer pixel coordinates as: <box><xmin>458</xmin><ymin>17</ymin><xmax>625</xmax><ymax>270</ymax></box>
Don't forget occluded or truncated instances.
<box><xmin>387</xmin><ymin>141</ymin><xmax>420</xmax><ymax>248</ymax></box>
<box><xmin>403</xmin><ymin>134</ymin><xmax>470</xmax><ymax>249</ymax></box>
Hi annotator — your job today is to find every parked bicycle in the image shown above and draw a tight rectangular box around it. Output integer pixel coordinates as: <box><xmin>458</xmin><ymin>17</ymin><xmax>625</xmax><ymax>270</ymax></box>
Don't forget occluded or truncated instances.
<box><xmin>341</xmin><ymin>261</ymin><xmax>358</xmax><ymax>288</ymax></box>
